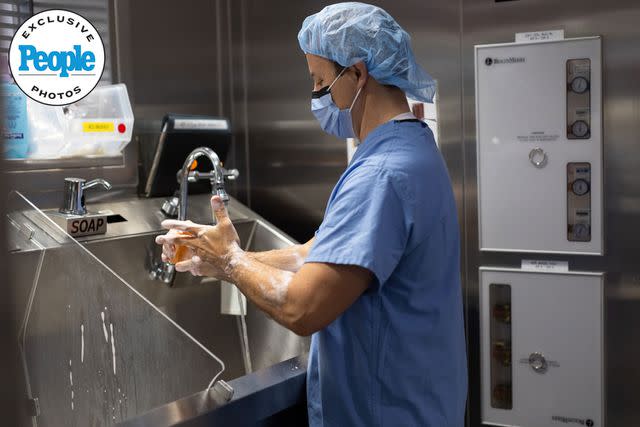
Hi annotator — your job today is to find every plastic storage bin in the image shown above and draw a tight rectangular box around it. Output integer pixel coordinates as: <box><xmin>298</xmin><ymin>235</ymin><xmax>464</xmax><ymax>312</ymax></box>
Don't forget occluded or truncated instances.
<box><xmin>27</xmin><ymin>83</ymin><xmax>134</xmax><ymax>158</ymax></box>
<box><xmin>61</xmin><ymin>83</ymin><xmax>134</xmax><ymax>157</ymax></box>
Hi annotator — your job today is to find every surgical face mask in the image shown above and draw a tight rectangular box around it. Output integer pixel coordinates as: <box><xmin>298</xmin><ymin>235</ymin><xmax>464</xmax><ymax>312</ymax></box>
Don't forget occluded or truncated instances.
<box><xmin>311</xmin><ymin>67</ymin><xmax>363</xmax><ymax>139</ymax></box>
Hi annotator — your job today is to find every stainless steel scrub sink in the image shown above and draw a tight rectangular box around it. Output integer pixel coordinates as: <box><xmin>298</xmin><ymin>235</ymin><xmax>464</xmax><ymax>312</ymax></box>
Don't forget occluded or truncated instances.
<box><xmin>8</xmin><ymin>193</ymin><xmax>309</xmax><ymax>426</ymax></box>
<box><xmin>84</xmin><ymin>217</ymin><xmax>309</xmax><ymax>382</ymax></box>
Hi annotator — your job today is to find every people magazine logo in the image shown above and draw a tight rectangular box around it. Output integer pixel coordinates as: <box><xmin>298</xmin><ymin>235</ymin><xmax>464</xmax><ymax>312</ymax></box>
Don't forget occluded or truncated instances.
<box><xmin>8</xmin><ymin>9</ymin><xmax>105</xmax><ymax>106</ymax></box>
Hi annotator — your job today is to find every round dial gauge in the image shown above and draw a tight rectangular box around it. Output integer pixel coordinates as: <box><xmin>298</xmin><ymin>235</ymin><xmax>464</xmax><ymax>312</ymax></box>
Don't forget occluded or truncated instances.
<box><xmin>570</xmin><ymin>76</ymin><xmax>589</xmax><ymax>94</ymax></box>
<box><xmin>572</xmin><ymin>179</ymin><xmax>590</xmax><ymax>196</ymax></box>
<box><xmin>571</xmin><ymin>120</ymin><xmax>590</xmax><ymax>138</ymax></box>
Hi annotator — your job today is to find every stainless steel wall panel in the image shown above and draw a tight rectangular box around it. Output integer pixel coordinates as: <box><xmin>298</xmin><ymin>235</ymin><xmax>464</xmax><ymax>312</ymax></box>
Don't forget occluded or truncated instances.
<box><xmin>114</xmin><ymin>0</ymin><xmax>250</xmax><ymax>204</ymax></box>
<box><xmin>462</xmin><ymin>1</ymin><xmax>640</xmax><ymax>425</ymax></box>
<box><xmin>241</xmin><ymin>0</ymin><xmax>465</xmax><ymax>243</ymax></box>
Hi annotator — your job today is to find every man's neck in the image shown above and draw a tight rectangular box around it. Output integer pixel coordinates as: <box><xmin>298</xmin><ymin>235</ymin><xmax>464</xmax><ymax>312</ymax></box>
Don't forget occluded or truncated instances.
<box><xmin>356</xmin><ymin>86</ymin><xmax>411</xmax><ymax>142</ymax></box>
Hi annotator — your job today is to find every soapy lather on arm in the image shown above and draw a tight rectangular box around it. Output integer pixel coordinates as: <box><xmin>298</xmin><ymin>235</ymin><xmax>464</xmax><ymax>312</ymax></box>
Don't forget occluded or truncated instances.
<box><xmin>156</xmin><ymin>196</ymin><xmax>371</xmax><ymax>336</ymax></box>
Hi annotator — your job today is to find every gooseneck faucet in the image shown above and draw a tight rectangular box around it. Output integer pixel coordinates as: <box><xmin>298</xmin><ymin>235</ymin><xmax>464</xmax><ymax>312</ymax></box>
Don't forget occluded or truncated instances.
<box><xmin>177</xmin><ymin>147</ymin><xmax>239</xmax><ymax>221</ymax></box>
<box><xmin>151</xmin><ymin>147</ymin><xmax>239</xmax><ymax>284</ymax></box>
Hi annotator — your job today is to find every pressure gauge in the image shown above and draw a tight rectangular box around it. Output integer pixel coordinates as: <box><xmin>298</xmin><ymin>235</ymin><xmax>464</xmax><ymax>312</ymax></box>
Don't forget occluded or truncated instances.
<box><xmin>571</xmin><ymin>120</ymin><xmax>590</xmax><ymax>138</ymax></box>
<box><xmin>571</xmin><ymin>178</ymin><xmax>590</xmax><ymax>196</ymax></box>
<box><xmin>570</xmin><ymin>76</ymin><xmax>589</xmax><ymax>94</ymax></box>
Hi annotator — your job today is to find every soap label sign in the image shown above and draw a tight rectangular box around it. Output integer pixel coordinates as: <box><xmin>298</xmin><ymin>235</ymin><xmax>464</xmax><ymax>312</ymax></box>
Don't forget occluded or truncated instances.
<box><xmin>8</xmin><ymin>9</ymin><xmax>105</xmax><ymax>106</ymax></box>
<box><xmin>66</xmin><ymin>215</ymin><xmax>107</xmax><ymax>237</ymax></box>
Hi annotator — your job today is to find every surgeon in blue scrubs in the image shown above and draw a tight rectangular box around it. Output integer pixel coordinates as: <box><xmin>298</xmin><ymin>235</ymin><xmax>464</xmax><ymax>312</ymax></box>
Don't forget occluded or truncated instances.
<box><xmin>156</xmin><ymin>2</ymin><xmax>467</xmax><ymax>426</ymax></box>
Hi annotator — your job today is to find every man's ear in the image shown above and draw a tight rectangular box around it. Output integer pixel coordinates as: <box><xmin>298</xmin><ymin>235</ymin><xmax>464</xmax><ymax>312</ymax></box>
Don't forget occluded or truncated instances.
<box><xmin>353</xmin><ymin>61</ymin><xmax>368</xmax><ymax>89</ymax></box>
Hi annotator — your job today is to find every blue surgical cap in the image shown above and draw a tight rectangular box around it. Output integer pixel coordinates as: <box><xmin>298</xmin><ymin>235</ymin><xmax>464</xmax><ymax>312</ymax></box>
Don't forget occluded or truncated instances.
<box><xmin>298</xmin><ymin>2</ymin><xmax>436</xmax><ymax>103</ymax></box>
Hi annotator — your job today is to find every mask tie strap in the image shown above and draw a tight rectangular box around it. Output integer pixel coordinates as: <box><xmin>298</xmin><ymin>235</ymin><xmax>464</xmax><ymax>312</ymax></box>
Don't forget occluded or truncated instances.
<box><xmin>327</xmin><ymin>66</ymin><xmax>348</xmax><ymax>91</ymax></box>
<box><xmin>349</xmin><ymin>86</ymin><xmax>363</xmax><ymax>111</ymax></box>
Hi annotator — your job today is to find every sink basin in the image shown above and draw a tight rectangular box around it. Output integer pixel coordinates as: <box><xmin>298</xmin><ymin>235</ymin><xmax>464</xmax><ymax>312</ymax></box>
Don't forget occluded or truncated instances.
<box><xmin>7</xmin><ymin>193</ymin><xmax>310</xmax><ymax>426</ymax></box>
<box><xmin>84</xmin><ymin>218</ymin><xmax>309</xmax><ymax>382</ymax></box>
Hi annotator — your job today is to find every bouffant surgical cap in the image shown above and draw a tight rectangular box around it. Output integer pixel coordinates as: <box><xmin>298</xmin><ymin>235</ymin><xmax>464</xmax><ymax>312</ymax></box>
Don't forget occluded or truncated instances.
<box><xmin>298</xmin><ymin>2</ymin><xmax>436</xmax><ymax>103</ymax></box>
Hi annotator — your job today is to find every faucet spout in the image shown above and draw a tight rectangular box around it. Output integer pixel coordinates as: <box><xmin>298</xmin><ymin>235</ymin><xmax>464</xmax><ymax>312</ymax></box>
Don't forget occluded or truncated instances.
<box><xmin>177</xmin><ymin>147</ymin><xmax>239</xmax><ymax>221</ymax></box>
<box><xmin>178</xmin><ymin>147</ymin><xmax>219</xmax><ymax>220</ymax></box>
<box><xmin>153</xmin><ymin>147</ymin><xmax>239</xmax><ymax>285</ymax></box>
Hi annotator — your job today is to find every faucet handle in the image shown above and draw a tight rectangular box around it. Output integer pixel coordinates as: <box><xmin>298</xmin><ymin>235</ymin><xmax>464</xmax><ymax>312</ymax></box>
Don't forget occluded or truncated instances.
<box><xmin>161</xmin><ymin>195</ymin><xmax>180</xmax><ymax>218</ymax></box>
<box><xmin>184</xmin><ymin>168</ymin><xmax>240</xmax><ymax>183</ymax></box>
<box><xmin>223</xmin><ymin>168</ymin><xmax>239</xmax><ymax>181</ymax></box>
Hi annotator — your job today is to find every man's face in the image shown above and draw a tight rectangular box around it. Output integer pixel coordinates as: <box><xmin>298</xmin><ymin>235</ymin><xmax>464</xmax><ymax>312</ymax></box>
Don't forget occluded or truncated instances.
<box><xmin>306</xmin><ymin>53</ymin><xmax>357</xmax><ymax>110</ymax></box>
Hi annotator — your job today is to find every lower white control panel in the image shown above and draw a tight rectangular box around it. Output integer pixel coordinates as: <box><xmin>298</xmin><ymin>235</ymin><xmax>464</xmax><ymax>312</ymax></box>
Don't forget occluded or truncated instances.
<box><xmin>480</xmin><ymin>267</ymin><xmax>604</xmax><ymax>427</ymax></box>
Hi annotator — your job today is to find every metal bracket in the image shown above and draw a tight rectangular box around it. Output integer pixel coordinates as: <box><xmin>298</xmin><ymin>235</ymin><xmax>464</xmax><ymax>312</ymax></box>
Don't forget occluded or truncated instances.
<box><xmin>27</xmin><ymin>397</ymin><xmax>40</xmax><ymax>417</ymax></box>
<box><xmin>213</xmin><ymin>379</ymin><xmax>234</xmax><ymax>402</ymax></box>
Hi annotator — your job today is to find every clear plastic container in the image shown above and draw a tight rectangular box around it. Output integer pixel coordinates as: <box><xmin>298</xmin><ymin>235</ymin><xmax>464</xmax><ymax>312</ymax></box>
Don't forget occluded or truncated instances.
<box><xmin>26</xmin><ymin>83</ymin><xmax>134</xmax><ymax>158</ymax></box>
<box><xmin>60</xmin><ymin>83</ymin><xmax>134</xmax><ymax>157</ymax></box>
<box><xmin>27</xmin><ymin>98</ymin><xmax>67</xmax><ymax>159</ymax></box>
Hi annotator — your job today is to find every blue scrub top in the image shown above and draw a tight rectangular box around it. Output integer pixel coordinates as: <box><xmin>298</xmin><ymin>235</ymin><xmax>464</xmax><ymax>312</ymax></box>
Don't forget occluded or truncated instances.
<box><xmin>305</xmin><ymin>119</ymin><xmax>467</xmax><ymax>426</ymax></box>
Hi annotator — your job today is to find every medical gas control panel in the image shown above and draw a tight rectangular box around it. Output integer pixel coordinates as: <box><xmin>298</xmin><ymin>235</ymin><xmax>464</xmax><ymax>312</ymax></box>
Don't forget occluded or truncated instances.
<box><xmin>475</xmin><ymin>37</ymin><xmax>603</xmax><ymax>255</ymax></box>
<box><xmin>480</xmin><ymin>268</ymin><xmax>604</xmax><ymax>427</ymax></box>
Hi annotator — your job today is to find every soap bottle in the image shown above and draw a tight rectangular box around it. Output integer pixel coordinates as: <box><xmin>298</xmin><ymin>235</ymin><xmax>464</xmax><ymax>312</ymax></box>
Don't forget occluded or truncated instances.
<box><xmin>1</xmin><ymin>80</ymin><xmax>30</xmax><ymax>159</ymax></box>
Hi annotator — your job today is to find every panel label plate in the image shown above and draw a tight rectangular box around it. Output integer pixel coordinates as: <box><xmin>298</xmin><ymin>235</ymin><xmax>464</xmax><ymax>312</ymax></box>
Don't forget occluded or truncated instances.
<box><xmin>516</xmin><ymin>30</ymin><xmax>565</xmax><ymax>43</ymax></box>
<box><xmin>521</xmin><ymin>259</ymin><xmax>569</xmax><ymax>272</ymax></box>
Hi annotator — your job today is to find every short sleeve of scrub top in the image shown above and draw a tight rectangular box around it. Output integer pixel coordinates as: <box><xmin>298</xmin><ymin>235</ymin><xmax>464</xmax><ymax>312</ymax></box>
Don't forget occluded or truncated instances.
<box><xmin>306</xmin><ymin>164</ymin><xmax>412</xmax><ymax>287</ymax></box>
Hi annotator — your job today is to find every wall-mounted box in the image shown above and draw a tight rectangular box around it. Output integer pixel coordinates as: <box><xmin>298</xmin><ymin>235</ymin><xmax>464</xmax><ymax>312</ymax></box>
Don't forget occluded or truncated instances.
<box><xmin>475</xmin><ymin>37</ymin><xmax>603</xmax><ymax>255</ymax></box>
<box><xmin>480</xmin><ymin>267</ymin><xmax>604</xmax><ymax>427</ymax></box>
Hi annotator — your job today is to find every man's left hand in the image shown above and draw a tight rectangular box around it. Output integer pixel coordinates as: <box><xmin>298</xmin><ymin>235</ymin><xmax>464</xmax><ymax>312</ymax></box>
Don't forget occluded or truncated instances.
<box><xmin>156</xmin><ymin>196</ymin><xmax>242</xmax><ymax>279</ymax></box>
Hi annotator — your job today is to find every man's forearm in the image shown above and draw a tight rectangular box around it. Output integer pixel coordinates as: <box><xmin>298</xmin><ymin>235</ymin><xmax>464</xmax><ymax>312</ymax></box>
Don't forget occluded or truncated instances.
<box><xmin>226</xmin><ymin>250</ymin><xmax>304</xmax><ymax>333</ymax></box>
<box><xmin>245</xmin><ymin>237</ymin><xmax>314</xmax><ymax>272</ymax></box>
<box><xmin>225</xmin><ymin>249</ymin><xmax>371</xmax><ymax>337</ymax></box>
